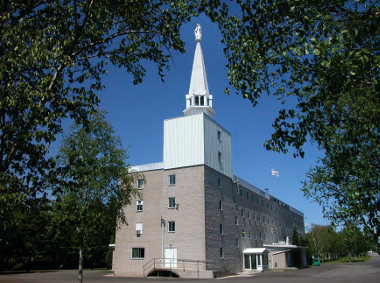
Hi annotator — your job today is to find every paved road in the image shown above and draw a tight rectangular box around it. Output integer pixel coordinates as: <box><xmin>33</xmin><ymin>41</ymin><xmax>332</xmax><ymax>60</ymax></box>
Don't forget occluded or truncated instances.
<box><xmin>1</xmin><ymin>256</ymin><xmax>379</xmax><ymax>283</ymax></box>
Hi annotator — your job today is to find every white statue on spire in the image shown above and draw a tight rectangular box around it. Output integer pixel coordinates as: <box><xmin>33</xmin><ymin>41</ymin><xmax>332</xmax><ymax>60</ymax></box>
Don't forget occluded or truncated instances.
<box><xmin>194</xmin><ymin>23</ymin><xmax>202</xmax><ymax>42</ymax></box>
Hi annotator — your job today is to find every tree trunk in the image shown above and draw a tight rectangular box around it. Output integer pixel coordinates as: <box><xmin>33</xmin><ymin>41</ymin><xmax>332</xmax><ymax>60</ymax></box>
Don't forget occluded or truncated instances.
<box><xmin>78</xmin><ymin>247</ymin><xmax>83</xmax><ymax>283</ymax></box>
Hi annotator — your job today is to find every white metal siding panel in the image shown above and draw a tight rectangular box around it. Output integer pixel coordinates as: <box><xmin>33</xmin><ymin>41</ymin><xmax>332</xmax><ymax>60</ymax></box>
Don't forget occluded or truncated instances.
<box><xmin>164</xmin><ymin>114</ymin><xmax>205</xmax><ymax>169</ymax></box>
<box><xmin>204</xmin><ymin>115</ymin><xmax>232</xmax><ymax>178</ymax></box>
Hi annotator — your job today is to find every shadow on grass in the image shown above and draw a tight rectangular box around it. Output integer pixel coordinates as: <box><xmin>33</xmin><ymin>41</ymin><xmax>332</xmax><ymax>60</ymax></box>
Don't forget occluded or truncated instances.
<box><xmin>0</xmin><ymin>270</ymin><xmax>59</xmax><ymax>275</ymax></box>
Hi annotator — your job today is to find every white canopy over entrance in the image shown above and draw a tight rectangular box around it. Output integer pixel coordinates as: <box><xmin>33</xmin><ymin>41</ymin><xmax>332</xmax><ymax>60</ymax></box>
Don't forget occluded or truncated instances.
<box><xmin>243</xmin><ymin>248</ymin><xmax>267</xmax><ymax>254</ymax></box>
<box><xmin>242</xmin><ymin>248</ymin><xmax>269</xmax><ymax>271</ymax></box>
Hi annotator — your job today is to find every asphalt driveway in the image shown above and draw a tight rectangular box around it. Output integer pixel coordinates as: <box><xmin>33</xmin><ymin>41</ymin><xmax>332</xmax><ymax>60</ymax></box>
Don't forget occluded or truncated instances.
<box><xmin>1</xmin><ymin>255</ymin><xmax>379</xmax><ymax>283</ymax></box>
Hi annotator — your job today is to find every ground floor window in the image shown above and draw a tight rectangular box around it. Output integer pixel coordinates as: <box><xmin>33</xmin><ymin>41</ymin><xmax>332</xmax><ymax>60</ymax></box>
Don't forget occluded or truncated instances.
<box><xmin>131</xmin><ymin>248</ymin><xmax>145</xmax><ymax>259</ymax></box>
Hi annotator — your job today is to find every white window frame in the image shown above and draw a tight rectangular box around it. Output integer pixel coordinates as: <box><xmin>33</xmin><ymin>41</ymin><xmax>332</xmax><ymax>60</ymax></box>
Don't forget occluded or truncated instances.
<box><xmin>168</xmin><ymin>221</ymin><xmax>175</xmax><ymax>233</ymax></box>
<box><xmin>131</xmin><ymin>247</ymin><xmax>145</xmax><ymax>259</ymax></box>
<box><xmin>136</xmin><ymin>200</ymin><xmax>143</xmax><ymax>212</ymax></box>
<box><xmin>168</xmin><ymin>197</ymin><xmax>176</xmax><ymax>209</ymax></box>
<box><xmin>136</xmin><ymin>223</ymin><xmax>143</xmax><ymax>235</ymax></box>
<box><xmin>137</xmin><ymin>179</ymin><xmax>145</xmax><ymax>189</ymax></box>
<box><xmin>169</xmin><ymin>174</ymin><xmax>176</xmax><ymax>186</ymax></box>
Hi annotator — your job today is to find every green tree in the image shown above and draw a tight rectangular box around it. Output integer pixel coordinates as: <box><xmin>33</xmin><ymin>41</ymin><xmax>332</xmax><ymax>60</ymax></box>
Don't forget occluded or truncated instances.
<box><xmin>0</xmin><ymin>0</ymin><xmax>199</xmax><ymax>240</ymax></box>
<box><xmin>292</xmin><ymin>225</ymin><xmax>300</xmax><ymax>246</ymax></box>
<box><xmin>51</xmin><ymin>110</ymin><xmax>136</xmax><ymax>283</ymax></box>
<box><xmin>212</xmin><ymin>0</ymin><xmax>379</xmax><ymax>247</ymax></box>
<box><xmin>341</xmin><ymin>223</ymin><xmax>371</xmax><ymax>261</ymax></box>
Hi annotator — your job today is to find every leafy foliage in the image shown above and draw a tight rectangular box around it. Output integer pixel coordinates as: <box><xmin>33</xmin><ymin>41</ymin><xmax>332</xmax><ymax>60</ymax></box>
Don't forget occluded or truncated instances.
<box><xmin>305</xmin><ymin>223</ymin><xmax>371</xmax><ymax>263</ymax></box>
<box><xmin>212</xmin><ymin>0</ymin><xmax>379</xmax><ymax>247</ymax></box>
<box><xmin>0</xmin><ymin>0</ymin><xmax>198</xmax><ymax>237</ymax></box>
<box><xmin>50</xmin><ymin>110</ymin><xmax>137</xmax><ymax>277</ymax></box>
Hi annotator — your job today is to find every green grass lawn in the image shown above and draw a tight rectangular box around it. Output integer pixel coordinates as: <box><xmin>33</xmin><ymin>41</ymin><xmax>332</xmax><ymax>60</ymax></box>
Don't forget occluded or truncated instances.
<box><xmin>323</xmin><ymin>255</ymin><xmax>371</xmax><ymax>264</ymax></box>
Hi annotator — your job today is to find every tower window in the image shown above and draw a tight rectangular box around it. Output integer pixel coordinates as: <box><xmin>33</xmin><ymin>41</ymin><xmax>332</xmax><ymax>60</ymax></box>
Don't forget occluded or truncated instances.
<box><xmin>168</xmin><ymin>197</ymin><xmax>176</xmax><ymax>209</ymax></box>
<box><xmin>235</xmin><ymin>216</ymin><xmax>238</xmax><ymax>225</ymax></box>
<box><xmin>169</xmin><ymin>174</ymin><xmax>176</xmax><ymax>186</ymax></box>
<box><xmin>136</xmin><ymin>200</ymin><xmax>143</xmax><ymax>212</ymax></box>
<box><xmin>218</xmin><ymin>151</ymin><xmax>222</xmax><ymax>163</ymax></box>
<box><xmin>137</xmin><ymin>179</ymin><xmax>145</xmax><ymax>189</ymax></box>
<box><xmin>219</xmin><ymin>247</ymin><xmax>224</xmax><ymax>258</ymax></box>
<box><xmin>195</xmin><ymin>96</ymin><xmax>199</xmax><ymax>105</ymax></box>
<box><xmin>136</xmin><ymin>223</ymin><xmax>143</xmax><ymax>235</ymax></box>
<box><xmin>168</xmin><ymin>221</ymin><xmax>175</xmax><ymax>233</ymax></box>
<box><xmin>217</xmin><ymin>130</ymin><xmax>221</xmax><ymax>142</ymax></box>
<box><xmin>200</xmin><ymin>96</ymin><xmax>204</xmax><ymax>105</ymax></box>
<box><xmin>219</xmin><ymin>200</ymin><xmax>223</xmax><ymax>210</ymax></box>
<box><xmin>219</xmin><ymin>224</ymin><xmax>223</xmax><ymax>234</ymax></box>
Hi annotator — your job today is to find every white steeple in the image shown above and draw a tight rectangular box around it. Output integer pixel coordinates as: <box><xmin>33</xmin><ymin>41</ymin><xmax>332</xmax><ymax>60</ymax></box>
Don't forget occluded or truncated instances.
<box><xmin>183</xmin><ymin>24</ymin><xmax>215</xmax><ymax>117</ymax></box>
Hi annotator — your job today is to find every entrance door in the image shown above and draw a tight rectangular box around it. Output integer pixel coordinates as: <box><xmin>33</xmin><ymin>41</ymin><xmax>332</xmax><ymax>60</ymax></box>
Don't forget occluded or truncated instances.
<box><xmin>251</xmin><ymin>254</ymin><xmax>257</xmax><ymax>269</ymax></box>
<box><xmin>244</xmin><ymin>254</ymin><xmax>251</xmax><ymax>269</ymax></box>
<box><xmin>244</xmin><ymin>254</ymin><xmax>258</xmax><ymax>270</ymax></box>
<box><xmin>164</xmin><ymin>247</ymin><xmax>177</xmax><ymax>268</ymax></box>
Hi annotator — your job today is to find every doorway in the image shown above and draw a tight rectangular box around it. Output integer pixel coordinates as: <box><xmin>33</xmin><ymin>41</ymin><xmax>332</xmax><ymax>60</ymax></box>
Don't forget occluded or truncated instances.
<box><xmin>164</xmin><ymin>247</ymin><xmax>177</xmax><ymax>268</ymax></box>
<box><xmin>244</xmin><ymin>254</ymin><xmax>257</xmax><ymax>270</ymax></box>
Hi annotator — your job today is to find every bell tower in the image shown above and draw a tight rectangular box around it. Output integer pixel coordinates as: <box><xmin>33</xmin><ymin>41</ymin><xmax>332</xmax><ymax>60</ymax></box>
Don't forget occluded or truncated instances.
<box><xmin>183</xmin><ymin>24</ymin><xmax>215</xmax><ymax>117</ymax></box>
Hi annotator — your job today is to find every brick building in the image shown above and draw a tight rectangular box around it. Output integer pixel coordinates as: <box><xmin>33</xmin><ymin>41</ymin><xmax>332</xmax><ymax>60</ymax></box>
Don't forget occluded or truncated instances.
<box><xmin>112</xmin><ymin>24</ymin><xmax>305</xmax><ymax>278</ymax></box>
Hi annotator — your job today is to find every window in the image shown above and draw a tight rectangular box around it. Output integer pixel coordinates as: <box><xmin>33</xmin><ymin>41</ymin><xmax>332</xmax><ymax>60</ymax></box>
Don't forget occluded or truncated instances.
<box><xmin>200</xmin><ymin>96</ymin><xmax>204</xmax><ymax>105</ymax></box>
<box><xmin>219</xmin><ymin>200</ymin><xmax>222</xmax><ymax>210</ymax></box>
<box><xmin>241</xmin><ymin>208</ymin><xmax>244</xmax><ymax>217</ymax></box>
<box><xmin>234</xmin><ymin>196</ymin><xmax>237</xmax><ymax>204</ymax></box>
<box><xmin>136</xmin><ymin>223</ymin><xmax>143</xmax><ymax>235</ymax></box>
<box><xmin>137</xmin><ymin>179</ymin><xmax>145</xmax><ymax>189</ymax></box>
<box><xmin>169</xmin><ymin>174</ymin><xmax>176</xmax><ymax>186</ymax></box>
<box><xmin>195</xmin><ymin>96</ymin><xmax>199</xmax><ymax>105</ymax></box>
<box><xmin>235</xmin><ymin>216</ymin><xmax>238</xmax><ymax>225</ymax></box>
<box><xmin>239</xmin><ymin>188</ymin><xmax>243</xmax><ymax>197</ymax></box>
<box><xmin>136</xmin><ymin>200</ymin><xmax>143</xmax><ymax>212</ymax></box>
<box><xmin>168</xmin><ymin>221</ymin><xmax>175</xmax><ymax>233</ymax></box>
<box><xmin>168</xmin><ymin>197</ymin><xmax>176</xmax><ymax>209</ymax></box>
<box><xmin>219</xmin><ymin>224</ymin><xmax>223</xmax><ymax>235</ymax></box>
<box><xmin>218</xmin><ymin>151</ymin><xmax>222</xmax><ymax>163</ymax></box>
<box><xmin>217</xmin><ymin>178</ymin><xmax>221</xmax><ymax>187</ymax></box>
<box><xmin>219</xmin><ymin>247</ymin><xmax>224</xmax><ymax>258</ymax></box>
<box><xmin>246</xmin><ymin>191</ymin><xmax>249</xmax><ymax>199</ymax></box>
<box><xmin>235</xmin><ymin>238</ymin><xmax>239</xmax><ymax>247</ymax></box>
<box><xmin>242</xmin><ymin>229</ymin><xmax>246</xmax><ymax>238</ymax></box>
<box><xmin>131</xmin><ymin>248</ymin><xmax>145</xmax><ymax>259</ymax></box>
<box><xmin>217</xmin><ymin>130</ymin><xmax>221</xmax><ymax>142</ymax></box>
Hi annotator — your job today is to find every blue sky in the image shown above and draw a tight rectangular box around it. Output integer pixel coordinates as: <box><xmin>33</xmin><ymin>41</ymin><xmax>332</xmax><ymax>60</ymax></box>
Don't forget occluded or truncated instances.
<box><xmin>60</xmin><ymin>15</ymin><xmax>329</xmax><ymax>229</ymax></box>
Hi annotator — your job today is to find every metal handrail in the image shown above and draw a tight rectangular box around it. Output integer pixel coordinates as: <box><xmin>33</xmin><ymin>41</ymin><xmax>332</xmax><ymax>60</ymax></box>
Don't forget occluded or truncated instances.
<box><xmin>142</xmin><ymin>258</ymin><xmax>213</xmax><ymax>277</ymax></box>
